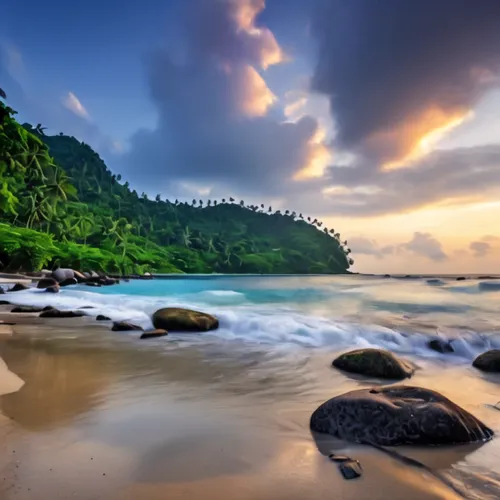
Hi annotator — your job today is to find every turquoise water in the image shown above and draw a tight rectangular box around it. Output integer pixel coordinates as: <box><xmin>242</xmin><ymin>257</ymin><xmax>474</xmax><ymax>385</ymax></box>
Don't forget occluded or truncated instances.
<box><xmin>6</xmin><ymin>275</ymin><xmax>500</xmax><ymax>361</ymax></box>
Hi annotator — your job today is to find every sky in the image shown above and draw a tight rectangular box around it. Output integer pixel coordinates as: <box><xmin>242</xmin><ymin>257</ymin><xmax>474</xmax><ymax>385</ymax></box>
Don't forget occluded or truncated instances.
<box><xmin>1</xmin><ymin>0</ymin><xmax>500</xmax><ymax>274</ymax></box>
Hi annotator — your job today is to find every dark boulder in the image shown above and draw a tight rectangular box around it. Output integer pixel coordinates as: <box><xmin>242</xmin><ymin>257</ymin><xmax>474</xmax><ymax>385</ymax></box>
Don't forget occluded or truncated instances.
<box><xmin>152</xmin><ymin>307</ymin><xmax>219</xmax><ymax>332</ymax></box>
<box><xmin>37</xmin><ymin>277</ymin><xmax>58</xmax><ymax>289</ymax></box>
<box><xmin>59</xmin><ymin>277</ymin><xmax>78</xmax><ymax>287</ymax></box>
<box><xmin>39</xmin><ymin>309</ymin><xmax>85</xmax><ymax>318</ymax></box>
<box><xmin>428</xmin><ymin>338</ymin><xmax>454</xmax><ymax>354</ymax></box>
<box><xmin>11</xmin><ymin>305</ymin><xmax>45</xmax><ymax>313</ymax></box>
<box><xmin>111</xmin><ymin>321</ymin><xmax>143</xmax><ymax>332</ymax></box>
<box><xmin>473</xmin><ymin>350</ymin><xmax>500</xmax><ymax>373</ymax></box>
<box><xmin>0</xmin><ymin>300</ymin><xmax>10</xmax><ymax>305</ymax></box>
<box><xmin>96</xmin><ymin>315</ymin><xmax>111</xmax><ymax>321</ymax></box>
<box><xmin>52</xmin><ymin>268</ymin><xmax>75</xmax><ymax>283</ymax></box>
<box><xmin>328</xmin><ymin>455</ymin><xmax>363</xmax><ymax>480</ymax></box>
<box><xmin>332</xmin><ymin>348</ymin><xmax>414</xmax><ymax>380</ymax></box>
<box><xmin>99</xmin><ymin>278</ymin><xmax>118</xmax><ymax>286</ymax></box>
<box><xmin>140</xmin><ymin>329</ymin><xmax>168</xmax><ymax>339</ymax></box>
<box><xmin>310</xmin><ymin>385</ymin><xmax>494</xmax><ymax>446</ymax></box>
<box><xmin>9</xmin><ymin>283</ymin><xmax>30</xmax><ymax>292</ymax></box>
<box><xmin>45</xmin><ymin>284</ymin><xmax>60</xmax><ymax>293</ymax></box>
<box><xmin>456</xmin><ymin>276</ymin><xmax>467</xmax><ymax>281</ymax></box>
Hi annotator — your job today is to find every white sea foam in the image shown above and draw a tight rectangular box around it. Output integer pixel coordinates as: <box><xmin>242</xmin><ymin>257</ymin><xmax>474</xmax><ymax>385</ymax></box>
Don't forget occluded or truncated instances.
<box><xmin>4</xmin><ymin>285</ymin><xmax>498</xmax><ymax>362</ymax></box>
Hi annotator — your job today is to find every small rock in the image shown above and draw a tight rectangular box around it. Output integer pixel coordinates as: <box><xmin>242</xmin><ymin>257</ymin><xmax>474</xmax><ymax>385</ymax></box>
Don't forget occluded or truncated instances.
<box><xmin>0</xmin><ymin>300</ymin><xmax>11</xmax><ymax>305</ymax></box>
<box><xmin>111</xmin><ymin>321</ymin><xmax>143</xmax><ymax>332</ymax></box>
<box><xmin>85</xmin><ymin>282</ymin><xmax>101</xmax><ymax>287</ymax></box>
<box><xmin>428</xmin><ymin>339</ymin><xmax>454</xmax><ymax>354</ymax></box>
<box><xmin>39</xmin><ymin>309</ymin><xmax>85</xmax><ymax>318</ymax></box>
<box><xmin>96</xmin><ymin>315</ymin><xmax>111</xmax><ymax>321</ymax></box>
<box><xmin>140</xmin><ymin>329</ymin><xmax>168</xmax><ymax>339</ymax></box>
<box><xmin>36</xmin><ymin>278</ymin><xmax>58</xmax><ymax>289</ymax></box>
<box><xmin>473</xmin><ymin>350</ymin><xmax>500</xmax><ymax>373</ymax></box>
<box><xmin>336</xmin><ymin>458</ymin><xmax>362</xmax><ymax>480</ymax></box>
<box><xmin>59</xmin><ymin>277</ymin><xmax>78</xmax><ymax>287</ymax></box>
<box><xmin>456</xmin><ymin>276</ymin><xmax>467</xmax><ymax>281</ymax></box>
<box><xmin>9</xmin><ymin>283</ymin><xmax>29</xmax><ymax>292</ymax></box>
<box><xmin>99</xmin><ymin>278</ymin><xmax>118</xmax><ymax>286</ymax></box>
<box><xmin>45</xmin><ymin>284</ymin><xmax>60</xmax><ymax>293</ymax></box>
<box><xmin>332</xmin><ymin>348</ymin><xmax>414</xmax><ymax>379</ymax></box>
<box><xmin>11</xmin><ymin>306</ymin><xmax>45</xmax><ymax>313</ymax></box>
<box><xmin>0</xmin><ymin>287</ymin><xmax>5</xmax><ymax>294</ymax></box>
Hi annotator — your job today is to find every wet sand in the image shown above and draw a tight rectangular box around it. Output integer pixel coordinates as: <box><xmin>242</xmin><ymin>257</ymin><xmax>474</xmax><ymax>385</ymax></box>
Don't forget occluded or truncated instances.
<box><xmin>1</xmin><ymin>307</ymin><xmax>499</xmax><ymax>500</ymax></box>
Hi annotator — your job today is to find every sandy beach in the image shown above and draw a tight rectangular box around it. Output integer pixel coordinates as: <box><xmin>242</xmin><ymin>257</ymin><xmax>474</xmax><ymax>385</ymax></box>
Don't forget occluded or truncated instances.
<box><xmin>1</xmin><ymin>299</ymin><xmax>499</xmax><ymax>500</ymax></box>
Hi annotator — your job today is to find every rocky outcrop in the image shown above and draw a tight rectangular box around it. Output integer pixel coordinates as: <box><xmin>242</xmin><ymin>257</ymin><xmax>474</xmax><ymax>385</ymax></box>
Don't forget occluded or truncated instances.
<box><xmin>37</xmin><ymin>277</ymin><xmax>58</xmax><ymax>289</ymax></box>
<box><xmin>473</xmin><ymin>350</ymin><xmax>500</xmax><ymax>373</ymax></box>
<box><xmin>152</xmin><ymin>307</ymin><xmax>219</xmax><ymax>332</ymax></box>
<box><xmin>310</xmin><ymin>385</ymin><xmax>494</xmax><ymax>446</ymax></box>
<box><xmin>0</xmin><ymin>300</ymin><xmax>10</xmax><ymax>305</ymax></box>
<box><xmin>96</xmin><ymin>314</ymin><xmax>111</xmax><ymax>321</ymax></box>
<box><xmin>332</xmin><ymin>349</ymin><xmax>414</xmax><ymax>380</ymax></box>
<box><xmin>9</xmin><ymin>283</ymin><xmax>30</xmax><ymax>292</ymax></box>
<box><xmin>111</xmin><ymin>321</ymin><xmax>143</xmax><ymax>331</ymax></box>
<box><xmin>140</xmin><ymin>329</ymin><xmax>168</xmax><ymax>339</ymax></box>
<box><xmin>428</xmin><ymin>338</ymin><xmax>454</xmax><ymax>354</ymax></box>
<box><xmin>59</xmin><ymin>277</ymin><xmax>78</xmax><ymax>287</ymax></box>
<box><xmin>39</xmin><ymin>309</ymin><xmax>85</xmax><ymax>318</ymax></box>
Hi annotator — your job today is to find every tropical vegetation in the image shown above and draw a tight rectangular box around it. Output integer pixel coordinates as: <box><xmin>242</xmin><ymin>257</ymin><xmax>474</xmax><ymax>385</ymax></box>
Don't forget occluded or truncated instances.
<box><xmin>0</xmin><ymin>88</ymin><xmax>353</xmax><ymax>274</ymax></box>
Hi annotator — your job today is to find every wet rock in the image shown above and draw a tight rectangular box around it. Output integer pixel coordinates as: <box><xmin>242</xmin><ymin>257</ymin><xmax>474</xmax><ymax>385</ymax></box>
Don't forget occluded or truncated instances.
<box><xmin>152</xmin><ymin>307</ymin><xmax>219</xmax><ymax>332</ymax></box>
<box><xmin>39</xmin><ymin>309</ymin><xmax>85</xmax><ymax>318</ymax></box>
<box><xmin>37</xmin><ymin>277</ymin><xmax>58</xmax><ymax>289</ymax></box>
<box><xmin>98</xmin><ymin>278</ymin><xmax>118</xmax><ymax>286</ymax></box>
<box><xmin>428</xmin><ymin>338</ymin><xmax>454</xmax><ymax>354</ymax></box>
<box><xmin>96</xmin><ymin>315</ymin><xmax>111</xmax><ymax>321</ymax></box>
<box><xmin>140</xmin><ymin>329</ymin><xmax>168</xmax><ymax>339</ymax></box>
<box><xmin>0</xmin><ymin>287</ymin><xmax>4</xmax><ymax>294</ymax></box>
<box><xmin>42</xmin><ymin>305</ymin><xmax>55</xmax><ymax>311</ymax></box>
<box><xmin>11</xmin><ymin>305</ymin><xmax>45</xmax><ymax>313</ymax></box>
<box><xmin>0</xmin><ymin>300</ymin><xmax>11</xmax><ymax>305</ymax></box>
<box><xmin>45</xmin><ymin>284</ymin><xmax>60</xmax><ymax>293</ymax></box>
<box><xmin>332</xmin><ymin>348</ymin><xmax>414</xmax><ymax>380</ymax></box>
<box><xmin>310</xmin><ymin>385</ymin><xmax>494</xmax><ymax>446</ymax></box>
<box><xmin>456</xmin><ymin>276</ymin><xmax>467</xmax><ymax>281</ymax></box>
<box><xmin>59</xmin><ymin>277</ymin><xmax>78</xmax><ymax>287</ymax></box>
<box><xmin>473</xmin><ymin>350</ymin><xmax>500</xmax><ymax>373</ymax></box>
<box><xmin>383</xmin><ymin>274</ymin><xmax>391</xmax><ymax>278</ymax></box>
<box><xmin>52</xmin><ymin>268</ymin><xmax>75</xmax><ymax>283</ymax></box>
<box><xmin>111</xmin><ymin>321</ymin><xmax>143</xmax><ymax>332</ymax></box>
<box><xmin>328</xmin><ymin>455</ymin><xmax>363</xmax><ymax>480</ymax></box>
<box><xmin>85</xmin><ymin>282</ymin><xmax>101</xmax><ymax>287</ymax></box>
<box><xmin>9</xmin><ymin>283</ymin><xmax>30</xmax><ymax>292</ymax></box>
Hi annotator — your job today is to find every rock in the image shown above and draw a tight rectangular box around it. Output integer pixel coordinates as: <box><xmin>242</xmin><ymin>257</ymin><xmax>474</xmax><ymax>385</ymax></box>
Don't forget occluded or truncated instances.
<box><xmin>9</xmin><ymin>283</ymin><xmax>30</xmax><ymax>292</ymax></box>
<box><xmin>52</xmin><ymin>268</ymin><xmax>75</xmax><ymax>283</ymax></box>
<box><xmin>39</xmin><ymin>309</ymin><xmax>85</xmax><ymax>318</ymax></box>
<box><xmin>310</xmin><ymin>385</ymin><xmax>494</xmax><ymax>446</ymax></box>
<box><xmin>152</xmin><ymin>307</ymin><xmax>219</xmax><ymax>332</ymax></box>
<box><xmin>383</xmin><ymin>274</ymin><xmax>391</xmax><ymax>278</ymax></box>
<box><xmin>99</xmin><ymin>278</ymin><xmax>118</xmax><ymax>286</ymax></box>
<box><xmin>78</xmin><ymin>306</ymin><xmax>95</xmax><ymax>309</ymax></box>
<box><xmin>456</xmin><ymin>276</ymin><xmax>467</xmax><ymax>281</ymax></box>
<box><xmin>73</xmin><ymin>270</ymin><xmax>88</xmax><ymax>283</ymax></box>
<box><xmin>0</xmin><ymin>287</ymin><xmax>4</xmax><ymax>294</ymax></box>
<box><xmin>428</xmin><ymin>338</ymin><xmax>454</xmax><ymax>354</ymax></box>
<box><xmin>426</xmin><ymin>278</ymin><xmax>444</xmax><ymax>285</ymax></box>
<box><xmin>111</xmin><ymin>321</ymin><xmax>143</xmax><ymax>332</ymax></box>
<box><xmin>59</xmin><ymin>277</ymin><xmax>78</xmax><ymax>287</ymax></box>
<box><xmin>42</xmin><ymin>305</ymin><xmax>55</xmax><ymax>311</ymax></box>
<box><xmin>0</xmin><ymin>300</ymin><xmax>10</xmax><ymax>305</ymax></box>
<box><xmin>11</xmin><ymin>306</ymin><xmax>45</xmax><ymax>313</ymax></box>
<box><xmin>37</xmin><ymin>277</ymin><xmax>58</xmax><ymax>289</ymax></box>
<box><xmin>328</xmin><ymin>455</ymin><xmax>363</xmax><ymax>480</ymax></box>
<box><xmin>332</xmin><ymin>348</ymin><xmax>414</xmax><ymax>380</ymax></box>
<box><xmin>45</xmin><ymin>284</ymin><xmax>60</xmax><ymax>293</ymax></box>
<box><xmin>473</xmin><ymin>350</ymin><xmax>500</xmax><ymax>373</ymax></box>
<box><xmin>96</xmin><ymin>315</ymin><xmax>111</xmax><ymax>321</ymax></box>
<box><xmin>140</xmin><ymin>329</ymin><xmax>168</xmax><ymax>339</ymax></box>
<box><xmin>85</xmin><ymin>282</ymin><xmax>101</xmax><ymax>287</ymax></box>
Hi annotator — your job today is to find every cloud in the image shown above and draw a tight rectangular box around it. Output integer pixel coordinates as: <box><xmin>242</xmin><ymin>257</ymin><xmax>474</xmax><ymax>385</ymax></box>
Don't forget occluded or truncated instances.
<box><xmin>121</xmin><ymin>0</ymin><xmax>327</xmax><ymax>197</ymax></box>
<box><xmin>469</xmin><ymin>241</ymin><xmax>491</xmax><ymax>258</ymax></box>
<box><xmin>62</xmin><ymin>92</ymin><xmax>89</xmax><ymax>119</ymax></box>
<box><xmin>311</xmin><ymin>0</ymin><xmax>500</xmax><ymax>165</ymax></box>
<box><xmin>399</xmin><ymin>232</ymin><xmax>447</xmax><ymax>262</ymax></box>
<box><xmin>349</xmin><ymin>237</ymin><xmax>394</xmax><ymax>259</ymax></box>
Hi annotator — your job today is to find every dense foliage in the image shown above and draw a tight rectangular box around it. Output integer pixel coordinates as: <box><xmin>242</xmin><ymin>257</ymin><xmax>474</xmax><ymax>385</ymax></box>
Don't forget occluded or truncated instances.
<box><xmin>0</xmin><ymin>88</ymin><xmax>353</xmax><ymax>274</ymax></box>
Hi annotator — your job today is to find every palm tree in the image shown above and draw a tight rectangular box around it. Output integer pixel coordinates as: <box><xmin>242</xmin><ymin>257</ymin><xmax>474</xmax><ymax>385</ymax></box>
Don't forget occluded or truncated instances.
<box><xmin>260</xmin><ymin>204</ymin><xmax>264</xmax><ymax>210</ymax></box>
<box><xmin>199</xmin><ymin>199</ymin><xmax>203</xmax><ymax>207</ymax></box>
<box><xmin>155</xmin><ymin>194</ymin><xmax>161</xmax><ymax>202</ymax></box>
<box><xmin>182</xmin><ymin>226</ymin><xmax>192</xmax><ymax>248</ymax></box>
<box><xmin>240</xmin><ymin>200</ymin><xmax>245</xmax><ymax>207</ymax></box>
<box><xmin>268</xmin><ymin>206</ymin><xmax>272</xmax><ymax>213</ymax></box>
<box><xmin>299</xmin><ymin>213</ymin><xmax>303</xmax><ymax>219</ymax></box>
<box><xmin>45</xmin><ymin>167</ymin><xmax>77</xmax><ymax>205</ymax></box>
<box><xmin>192</xmin><ymin>199</ymin><xmax>196</xmax><ymax>206</ymax></box>
<box><xmin>213</xmin><ymin>200</ymin><xmax>218</xmax><ymax>206</ymax></box>
<box><xmin>0</xmin><ymin>182</ymin><xmax>19</xmax><ymax>216</ymax></box>
<box><xmin>35</xmin><ymin>123</ymin><xmax>47</xmax><ymax>135</ymax></box>
<box><xmin>329</xmin><ymin>229</ymin><xmax>335</xmax><ymax>235</ymax></box>
<box><xmin>229</xmin><ymin>197</ymin><xmax>235</xmax><ymax>203</ymax></box>
<box><xmin>0</xmin><ymin>87</ymin><xmax>6</xmax><ymax>99</ymax></box>
<box><xmin>222</xmin><ymin>198</ymin><xmax>226</xmax><ymax>203</ymax></box>
<box><xmin>207</xmin><ymin>200</ymin><xmax>211</xmax><ymax>207</ymax></box>
<box><xmin>307</xmin><ymin>216</ymin><xmax>311</xmax><ymax>222</ymax></box>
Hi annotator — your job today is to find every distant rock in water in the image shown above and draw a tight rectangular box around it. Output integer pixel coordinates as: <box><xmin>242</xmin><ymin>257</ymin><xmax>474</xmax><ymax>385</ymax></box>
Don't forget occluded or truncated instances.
<box><xmin>456</xmin><ymin>276</ymin><xmax>467</xmax><ymax>281</ymax></box>
<box><xmin>332</xmin><ymin>349</ymin><xmax>414</xmax><ymax>380</ymax></box>
<box><xmin>96</xmin><ymin>315</ymin><xmax>111</xmax><ymax>321</ymax></box>
<box><xmin>140</xmin><ymin>329</ymin><xmax>168</xmax><ymax>339</ymax></box>
<box><xmin>111</xmin><ymin>321</ymin><xmax>143</xmax><ymax>332</ymax></box>
<box><xmin>310</xmin><ymin>386</ymin><xmax>494</xmax><ymax>446</ymax></box>
<box><xmin>152</xmin><ymin>307</ymin><xmax>219</xmax><ymax>332</ymax></box>
<box><xmin>9</xmin><ymin>283</ymin><xmax>30</xmax><ymax>292</ymax></box>
<box><xmin>428</xmin><ymin>338</ymin><xmax>454</xmax><ymax>354</ymax></box>
<box><xmin>39</xmin><ymin>309</ymin><xmax>84</xmax><ymax>318</ymax></box>
<box><xmin>37</xmin><ymin>277</ymin><xmax>58</xmax><ymax>289</ymax></box>
<box><xmin>473</xmin><ymin>350</ymin><xmax>500</xmax><ymax>373</ymax></box>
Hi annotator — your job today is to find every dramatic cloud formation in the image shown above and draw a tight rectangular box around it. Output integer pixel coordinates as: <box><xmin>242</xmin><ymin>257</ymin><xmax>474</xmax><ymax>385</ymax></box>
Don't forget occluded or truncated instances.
<box><xmin>122</xmin><ymin>0</ymin><xmax>326</xmax><ymax>197</ymax></box>
<box><xmin>312</xmin><ymin>0</ymin><xmax>500</xmax><ymax>166</ymax></box>
<box><xmin>62</xmin><ymin>92</ymin><xmax>89</xmax><ymax>119</ymax></box>
<box><xmin>399</xmin><ymin>232</ymin><xmax>448</xmax><ymax>262</ymax></box>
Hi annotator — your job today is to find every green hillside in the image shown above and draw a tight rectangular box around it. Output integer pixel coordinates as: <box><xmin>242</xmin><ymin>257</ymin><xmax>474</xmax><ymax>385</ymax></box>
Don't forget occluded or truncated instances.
<box><xmin>0</xmin><ymin>89</ymin><xmax>353</xmax><ymax>274</ymax></box>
